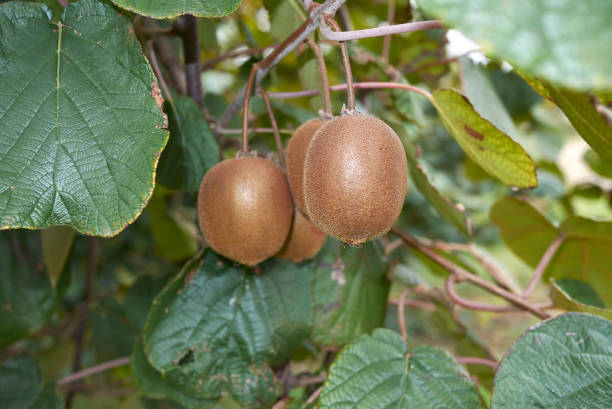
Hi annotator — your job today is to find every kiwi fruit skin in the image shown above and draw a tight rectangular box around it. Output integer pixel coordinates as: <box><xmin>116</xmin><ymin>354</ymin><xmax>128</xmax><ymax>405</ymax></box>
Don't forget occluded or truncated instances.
<box><xmin>197</xmin><ymin>156</ymin><xmax>293</xmax><ymax>266</ymax></box>
<box><xmin>303</xmin><ymin>114</ymin><xmax>408</xmax><ymax>245</ymax></box>
<box><xmin>285</xmin><ymin>118</ymin><xmax>329</xmax><ymax>215</ymax></box>
<box><xmin>276</xmin><ymin>207</ymin><xmax>327</xmax><ymax>262</ymax></box>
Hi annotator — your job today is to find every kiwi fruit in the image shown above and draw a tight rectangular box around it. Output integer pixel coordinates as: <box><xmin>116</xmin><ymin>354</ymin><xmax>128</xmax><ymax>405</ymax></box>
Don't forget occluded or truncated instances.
<box><xmin>303</xmin><ymin>114</ymin><xmax>408</xmax><ymax>245</ymax></box>
<box><xmin>197</xmin><ymin>156</ymin><xmax>293</xmax><ymax>266</ymax></box>
<box><xmin>276</xmin><ymin>207</ymin><xmax>327</xmax><ymax>262</ymax></box>
<box><xmin>285</xmin><ymin>118</ymin><xmax>329</xmax><ymax>214</ymax></box>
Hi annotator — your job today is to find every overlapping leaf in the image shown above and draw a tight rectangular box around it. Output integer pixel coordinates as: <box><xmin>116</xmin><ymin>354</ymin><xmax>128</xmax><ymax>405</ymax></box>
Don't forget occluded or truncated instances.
<box><xmin>491</xmin><ymin>197</ymin><xmax>612</xmax><ymax>303</ymax></box>
<box><xmin>157</xmin><ymin>97</ymin><xmax>219</xmax><ymax>192</ymax></box>
<box><xmin>418</xmin><ymin>0</ymin><xmax>612</xmax><ymax>90</ymax></box>
<box><xmin>320</xmin><ymin>329</ymin><xmax>482</xmax><ymax>409</ymax></box>
<box><xmin>0</xmin><ymin>0</ymin><xmax>168</xmax><ymax>237</ymax></box>
<box><xmin>432</xmin><ymin>89</ymin><xmax>537</xmax><ymax>188</ymax></box>
<box><xmin>142</xmin><ymin>251</ymin><xmax>312</xmax><ymax>408</ymax></box>
<box><xmin>492</xmin><ymin>313</ymin><xmax>612</xmax><ymax>408</ymax></box>
<box><xmin>311</xmin><ymin>239</ymin><xmax>389</xmax><ymax>347</ymax></box>
<box><xmin>0</xmin><ymin>356</ymin><xmax>63</xmax><ymax>409</ymax></box>
<box><xmin>111</xmin><ymin>0</ymin><xmax>243</xmax><ymax>19</ymax></box>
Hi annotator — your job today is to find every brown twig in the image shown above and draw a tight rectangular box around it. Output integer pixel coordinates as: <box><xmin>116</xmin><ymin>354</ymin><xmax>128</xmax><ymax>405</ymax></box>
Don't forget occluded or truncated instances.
<box><xmin>176</xmin><ymin>15</ymin><xmax>203</xmax><ymax>108</ymax></box>
<box><xmin>241</xmin><ymin>63</ymin><xmax>260</xmax><ymax>153</ymax></box>
<box><xmin>324</xmin><ymin>17</ymin><xmax>355</xmax><ymax>112</ymax></box>
<box><xmin>267</xmin><ymin>81</ymin><xmax>432</xmax><ymax>100</ymax></box>
<box><xmin>201</xmin><ymin>45</ymin><xmax>273</xmax><ymax>70</ymax></box>
<box><xmin>391</xmin><ymin>228</ymin><xmax>550</xmax><ymax>319</ymax></box>
<box><xmin>304</xmin><ymin>38</ymin><xmax>333</xmax><ymax>117</ymax></box>
<box><xmin>304</xmin><ymin>386</ymin><xmax>323</xmax><ymax>406</ymax></box>
<box><xmin>522</xmin><ymin>234</ymin><xmax>565</xmax><ymax>298</ymax></box>
<box><xmin>258</xmin><ymin>88</ymin><xmax>284</xmax><ymax>159</ymax></box>
<box><xmin>297</xmin><ymin>373</ymin><xmax>328</xmax><ymax>386</ymax></box>
<box><xmin>215</xmin><ymin>127</ymin><xmax>295</xmax><ymax>135</ymax></box>
<box><xmin>58</xmin><ymin>357</ymin><xmax>131</xmax><ymax>386</ymax></box>
<box><xmin>445</xmin><ymin>275</ymin><xmax>520</xmax><ymax>313</ymax></box>
<box><xmin>320</xmin><ymin>20</ymin><xmax>444</xmax><ymax>41</ymax></box>
<box><xmin>388</xmin><ymin>297</ymin><xmax>437</xmax><ymax>311</ymax></box>
<box><xmin>397</xmin><ymin>288</ymin><xmax>409</xmax><ymax>340</ymax></box>
<box><xmin>215</xmin><ymin>0</ymin><xmax>347</xmax><ymax>135</ymax></box>
<box><xmin>65</xmin><ymin>238</ymin><xmax>97</xmax><ymax>408</ymax></box>
<box><xmin>455</xmin><ymin>356</ymin><xmax>498</xmax><ymax>369</ymax></box>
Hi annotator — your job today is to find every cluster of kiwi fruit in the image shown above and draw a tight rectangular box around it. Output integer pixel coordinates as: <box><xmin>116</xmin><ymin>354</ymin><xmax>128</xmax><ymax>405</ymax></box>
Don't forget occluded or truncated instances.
<box><xmin>197</xmin><ymin>110</ymin><xmax>407</xmax><ymax>266</ymax></box>
<box><xmin>197</xmin><ymin>37</ymin><xmax>407</xmax><ymax>267</ymax></box>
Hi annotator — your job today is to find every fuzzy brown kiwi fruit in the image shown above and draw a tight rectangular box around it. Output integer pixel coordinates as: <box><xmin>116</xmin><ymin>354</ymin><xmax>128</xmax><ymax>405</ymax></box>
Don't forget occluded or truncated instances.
<box><xmin>303</xmin><ymin>114</ymin><xmax>408</xmax><ymax>245</ymax></box>
<box><xmin>197</xmin><ymin>156</ymin><xmax>293</xmax><ymax>266</ymax></box>
<box><xmin>276</xmin><ymin>207</ymin><xmax>327</xmax><ymax>262</ymax></box>
<box><xmin>285</xmin><ymin>118</ymin><xmax>329</xmax><ymax>214</ymax></box>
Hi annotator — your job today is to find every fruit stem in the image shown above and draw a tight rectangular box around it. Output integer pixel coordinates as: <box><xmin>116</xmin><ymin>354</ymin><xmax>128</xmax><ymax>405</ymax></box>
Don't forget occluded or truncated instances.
<box><xmin>304</xmin><ymin>38</ymin><xmax>333</xmax><ymax>117</ymax></box>
<box><xmin>324</xmin><ymin>17</ymin><xmax>356</xmax><ymax>112</ymax></box>
<box><xmin>320</xmin><ymin>19</ymin><xmax>444</xmax><ymax>42</ymax></box>
<box><xmin>258</xmin><ymin>88</ymin><xmax>284</xmax><ymax>161</ymax></box>
<box><xmin>241</xmin><ymin>63</ymin><xmax>260</xmax><ymax>153</ymax></box>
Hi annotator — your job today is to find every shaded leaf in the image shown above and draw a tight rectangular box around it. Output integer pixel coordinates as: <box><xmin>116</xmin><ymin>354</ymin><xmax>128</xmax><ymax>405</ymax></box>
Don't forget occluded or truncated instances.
<box><xmin>41</xmin><ymin>226</ymin><xmax>75</xmax><ymax>288</ymax></box>
<box><xmin>418</xmin><ymin>0</ymin><xmax>612</xmax><ymax>90</ymax></box>
<box><xmin>0</xmin><ymin>0</ymin><xmax>168</xmax><ymax>237</ymax></box>
<box><xmin>125</xmin><ymin>274</ymin><xmax>170</xmax><ymax>331</ymax></box>
<box><xmin>491</xmin><ymin>197</ymin><xmax>612</xmax><ymax>304</ymax></box>
<box><xmin>546</xmin><ymin>85</ymin><xmax>612</xmax><ymax>164</ymax></box>
<box><xmin>492</xmin><ymin>312</ymin><xmax>612</xmax><ymax>408</ymax></box>
<box><xmin>584</xmin><ymin>149</ymin><xmax>612</xmax><ymax>179</ymax></box>
<box><xmin>0</xmin><ymin>356</ymin><xmax>63</xmax><ymax>409</ymax></box>
<box><xmin>311</xmin><ymin>239</ymin><xmax>389</xmax><ymax>347</ymax></box>
<box><xmin>157</xmin><ymin>97</ymin><xmax>219</xmax><ymax>192</ymax></box>
<box><xmin>89</xmin><ymin>297</ymin><xmax>140</xmax><ymax>361</ymax></box>
<box><xmin>320</xmin><ymin>329</ymin><xmax>481</xmax><ymax>409</ymax></box>
<box><xmin>432</xmin><ymin>89</ymin><xmax>537</xmax><ymax>188</ymax></box>
<box><xmin>0</xmin><ymin>231</ymin><xmax>56</xmax><ymax>347</ymax></box>
<box><xmin>550</xmin><ymin>279</ymin><xmax>611</xmax><ymax>321</ymax></box>
<box><xmin>142</xmin><ymin>251</ymin><xmax>312</xmax><ymax>408</ymax></box>
<box><xmin>110</xmin><ymin>0</ymin><xmax>243</xmax><ymax>18</ymax></box>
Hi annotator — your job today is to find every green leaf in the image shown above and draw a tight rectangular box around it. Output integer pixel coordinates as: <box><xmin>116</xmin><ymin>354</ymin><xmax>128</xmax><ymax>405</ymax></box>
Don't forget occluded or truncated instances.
<box><xmin>432</xmin><ymin>89</ymin><xmax>537</xmax><ymax>188</ymax></box>
<box><xmin>0</xmin><ymin>356</ymin><xmax>63</xmax><ymax>409</ymax></box>
<box><xmin>132</xmin><ymin>336</ymin><xmax>217</xmax><ymax>409</ymax></box>
<box><xmin>0</xmin><ymin>231</ymin><xmax>56</xmax><ymax>347</ymax></box>
<box><xmin>311</xmin><ymin>239</ymin><xmax>390</xmax><ymax>347</ymax></box>
<box><xmin>490</xmin><ymin>197</ymin><xmax>557</xmax><ymax>267</ymax></box>
<box><xmin>491</xmin><ymin>198</ymin><xmax>612</xmax><ymax>304</ymax></box>
<box><xmin>110</xmin><ymin>0</ymin><xmax>243</xmax><ymax>18</ymax></box>
<box><xmin>418</xmin><ymin>0</ymin><xmax>612</xmax><ymax>90</ymax></box>
<box><xmin>320</xmin><ymin>329</ymin><xmax>482</xmax><ymax>409</ymax></box>
<box><xmin>584</xmin><ymin>149</ymin><xmax>612</xmax><ymax>179</ymax></box>
<box><xmin>147</xmin><ymin>186</ymin><xmax>198</xmax><ymax>262</ymax></box>
<box><xmin>0</xmin><ymin>0</ymin><xmax>168</xmax><ymax>237</ymax></box>
<box><xmin>41</xmin><ymin>226</ymin><xmax>75</xmax><ymax>288</ymax></box>
<box><xmin>125</xmin><ymin>274</ymin><xmax>170</xmax><ymax>331</ymax></box>
<box><xmin>492</xmin><ymin>312</ymin><xmax>612</xmax><ymax>408</ymax></box>
<box><xmin>142</xmin><ymin>251</ymin><xmax>312</xmax><ymax>408</ymax></box>
<box><xmin>89</xmin><ymin>297</ymin><xmax>140</xmax><ymax>361</ymax></box>
<box><xmin>157</xmin><ymin>97</ymin><xmax>219</xmax><ymax>192</ymax></box>
<box><xmin>550</xmin><ymin>279</ymin><xmax>612</xmax><ymax>321</ymax></box>
<box><xmin>460</xmin><ymin>57</ymin><xmax>518</xmax><ymax>138</ymax></box>
<box><xmin>546</xmin><ymin>85</ymin><xmax>612</xmax><ymax>164</ymax></box>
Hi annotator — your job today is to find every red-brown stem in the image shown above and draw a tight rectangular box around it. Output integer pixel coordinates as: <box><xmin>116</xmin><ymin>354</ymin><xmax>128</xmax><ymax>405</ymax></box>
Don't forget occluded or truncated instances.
<box><xmin>267</xmin><ymin>81</ymin><xmax>432</xmax><ymax>100</ymax></box>
<box><xmin>390</xmin><ymin>228</ymin><xmax>550</xmax><ymax>319</ymax></box>
<box><xmin>241</xmin><ymin>63</ymin><xmax>260</xmax><ymax>153</ymax></box>
<box><xmin>58</xmin><ymin>357</ymin><xmax>131</xmax><ymax>386</ymax></box>
<box><xmin>297</xmin><ymin>373</ymin><xmax>328</xmax><ymax>386</ymax></box>
<box><xmin>455</xmin><ymin>356</ymin><xmax>498</xmax><ymax>369</ymax></box>
<box><xmin>398</xmin><ymin>288</ymin><xmax>409</xmax><ymax>340</ymax></box>
<box><xmin>324</xmin><ymin>17</ymin><xmax>356</xmax><ymax>111</ymax></box>
<box><xmin>389</xmin><ymin>297</ymin><xmax>437</xmax><ymax>311</ymax></box>
<box><xmin>201</xmin><ymin>45</ymin><xmax>273</xmax><ymax>70</ymax></box>
<box><xmin>258</xmin><ymin>88</ymin><xmax>284</xmax><ymax>158</ymax></box>
<box><xmin>304</xmin><ymin>38</ymin><xmax>333</xmax><ymax>117</ymax></box>
<box><xmin>381</xmin><ymin>0</ymin><xmax>396</xmax><ymax>62</ymax></box>
<box><xmin>215</xmin><ymin>127</ymin><xmax>294</xmax><ymax>135</ymax></box>
<box><xmin>446</xmin><ymin>275</ymin><xmax>518</xmax><ymax>313</ymax></box>
<box><xmin>147</xmin><ymin>40</ymin><xmax>172</xmax><ymax>101</ymax></box>
<box><xmin>305</xmin><ymin>386</ymin><xmax>323</xmax><ymax>405</ymax></box>
<box><xmin>522</xmin><ymin>234</ymin><xmax>565</xmax><ymax>299</ymax></box>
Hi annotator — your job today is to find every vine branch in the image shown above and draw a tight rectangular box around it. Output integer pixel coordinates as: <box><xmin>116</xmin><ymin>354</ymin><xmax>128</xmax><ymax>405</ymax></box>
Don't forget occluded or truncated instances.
<box><xmin>176</xmin><ymin>15</ymin><xmax>203</xmax><ymax>108</ymax></box>
<box><xmin>267</xmin><ymin>81</ymin><xmax>432</xmax><ymax>100</ymax></box>
<box><xmin>455</xmin><ymin>356</ymin><xmax>498</xmax><ymax>369</ymax></box>
<box><xmin>522</xmin><ymin>234</ymin><xmax>565</xmax><ymax>298</ymax></box>
<box><xmin>58</xmin><ymin>357</ymin><xmax>131</xmax><ymax>386</ymax></box>
<box><xmin>324</xmin><ymin>16</ymin><xmax>356</xmax><ymax>111</ymax></box>
<box><xmin>258</xmin><ymin>88</ymin><xmax>284</xmax><ymax>159</ymax></box>
<box><xmin>215</xmin><ymin>0</ymin><xmax>347</xmax><ymax>135</ymax></box>
<box><xmin>304</xmin><ymin>38</ymin><xmax>333</xmax><ymax>117</ymax></box>
<box><xmin>320</xmin><ymin>20</ymin><xmax>444</xmax><ymax>42</ymax></box>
